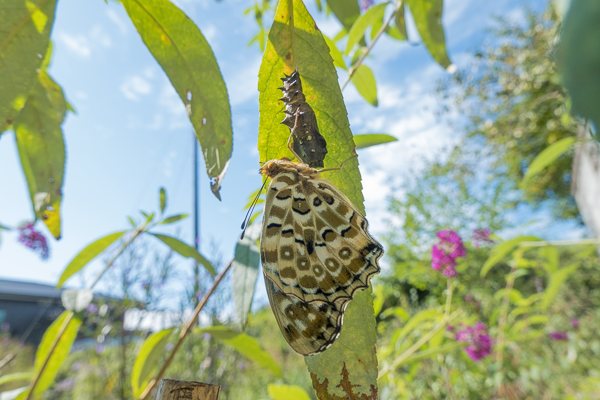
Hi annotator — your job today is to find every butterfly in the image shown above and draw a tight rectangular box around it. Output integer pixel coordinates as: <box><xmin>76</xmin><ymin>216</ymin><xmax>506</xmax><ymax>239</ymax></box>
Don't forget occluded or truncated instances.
<box><xmin>259</xmin><ymin>158</ymin><xmax>383</xmax><ymax>355</ymax></box>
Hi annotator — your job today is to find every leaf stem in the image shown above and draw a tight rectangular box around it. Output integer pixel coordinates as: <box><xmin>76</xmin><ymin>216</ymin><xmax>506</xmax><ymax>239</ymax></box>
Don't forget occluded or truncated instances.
<box><xmin>139</xmin><ymin>260</ymin><xmax>234</xmax><ymax>399</ymax></box>
<box><xmin>341</xmin><ymin>0</ymin><xmax>403</xmax><ymax>91</ymax></box>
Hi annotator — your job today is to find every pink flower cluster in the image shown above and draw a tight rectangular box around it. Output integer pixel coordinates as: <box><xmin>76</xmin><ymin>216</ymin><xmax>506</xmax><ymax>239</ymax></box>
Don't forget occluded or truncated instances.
<box><xmin>472</xmin><ymin>228</ymin><xmax>494</xmax><ymax>247</ymax></box>
<box><xmin>431</xmin><ymin>230</ymin><xmax>466</xmax><ymax>277</ymax></box>
<box><xmin>17</xmin><ymin>222</ymin><xmax>49</xmax><ymax>260</ymax></box>
<box><xmin>360</xmin><ymin>0</ymin><xmax>374</xmax><ymax>11</ymax></box>
<box><xmin>455</xmin><ymin>322</ymin><xmax>493</xmax><ymax>361</ymax></box>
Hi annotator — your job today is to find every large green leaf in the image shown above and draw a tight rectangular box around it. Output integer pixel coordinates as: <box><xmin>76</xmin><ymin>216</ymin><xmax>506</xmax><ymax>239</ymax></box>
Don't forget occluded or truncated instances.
<box><xmin>258</xmin><ymin>1</ymin><xmax>378</xmax><ymax>397</ymax></box>
<box><xmin>405</xmin><ymin>0</ymin><xmax>451</xmax><ymax>68</ymax></box>
<box><xmin>57</xmin><ymin>231</ymin><xmax>126</xmax><ymax>287</ymax></box>
<box><xmin>14</xmin><ymin>71</ymin><xmax>67</xmax><ymax>239</ymax></box>
<box><xmin>559</xmin><ymin>0</ymin><xmax>600</xmax><ymax>135</ymax></box>
<box><xmin>121</xmin><ymin>0</ymin><xmax>232</xmax><ymax>198</ymax></box>
<box><xmin>198</xmin><ymin>326</ymin><xmax>281</xmax><ymax>377</ymax></box>
<box><xmin>232</xmin><ymin>238</ymin><xmax>260</xmax><ymax>328</ymax></box>
<box><xmin>17</xmin><ymin>311</ymin><xmax>81</xmax><ymax>399</ymax></box>
<box><xmin>350</xmin><ymin>64</ymin><xmax>378</xmax><ymax>106</ymax></box>
<box><xmin>523</xmin><ymin>137</ymin><xmax>576</xmax><ymax>182</ymax></box>
<box><xmin>0</xmin><ymin>371</ymin><xmax>33</xmax><ymax>387</ymax></box>
<box><xmin>0</xmin><ymin>0</ymin><xmax>56</xmax><ymax>132</ymax></box>
<box><xmin>480</xmin><ymin>235</ymin><xmax>540</xmax><ymax>277</ymax></box>
<box><xmin>354</xmin><ymin>133</ymin><xmax>397</xmax><ymax>149</ymax></box>
<box><xmin>325</xmin><ymin>0</ymin><xmax>360</xmax><ymax>31</ymax></box>
<box><xmin>149</xmin><ymin>233</ymin><xmax>216</xmax><ymax>275</ymax></box>
<box><xmin>541</xmin><ymin>264</ymin><xmax>579</xmax><ymax>310</ymax></box>
<box><xmin>268</xmin><ymin>384</ymin><xmax>311</xmax><ymax>400</ymax></box>
<box><xmin>131</xmin><ymin>328</ymin><xmax>174</xmax><ymax>398</ymax></box>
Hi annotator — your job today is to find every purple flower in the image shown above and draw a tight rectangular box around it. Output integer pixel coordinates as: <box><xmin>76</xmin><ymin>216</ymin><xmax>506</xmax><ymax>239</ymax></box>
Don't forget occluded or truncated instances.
<box><xmin>431</xmin><ymin>230</ymin><xmax>466</xmax><ymax>277</ymax></box>
<box><xmin>472</xmin><ymin>228</ymin><xmax>494</xmax><ymax>247</ymax></box>
<box><xmin>571</xmin><ymin>319</ymin><xmax>580</xmax><ymax>330</ymax></box>
<box><xmin>17</xmin><ymin>222</ymin><xmax>49</xmax><ymax>260</ymax></box>
<box><xmin>360</xmin><ymin>0</ymin><xmax>374</xmax><ymax>11</ymax></box>
<box><xmin>455</xmin><ymin>322</ymin><xmax>493</xmax><ymax>361</ymax></box>
<box><xmin>548</xmin><ymin>331</ymin><xmax>568</xmax><ymax>341</ymax></box>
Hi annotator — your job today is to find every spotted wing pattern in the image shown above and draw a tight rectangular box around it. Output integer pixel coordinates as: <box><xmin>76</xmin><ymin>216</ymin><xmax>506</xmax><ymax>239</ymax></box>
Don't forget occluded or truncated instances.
<box><xmin>260</xmin><ymin>159</ymin><xmax>383</xmax><ymax>355</ymax></box>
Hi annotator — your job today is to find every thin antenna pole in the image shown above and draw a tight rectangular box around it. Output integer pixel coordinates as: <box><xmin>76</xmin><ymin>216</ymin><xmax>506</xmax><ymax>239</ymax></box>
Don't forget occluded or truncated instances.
<box><xmin>192</xmin><ymin>134</ymin><xmax>201</xmax><ymax>306</ymax></box>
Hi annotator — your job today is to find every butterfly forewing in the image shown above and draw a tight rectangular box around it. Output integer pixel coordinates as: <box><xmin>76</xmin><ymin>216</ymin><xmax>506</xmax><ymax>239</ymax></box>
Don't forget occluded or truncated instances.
<box><xmin>260</xmin><ymin>159</ymin><xmax>383</xmax><ymax>355</ymax></box>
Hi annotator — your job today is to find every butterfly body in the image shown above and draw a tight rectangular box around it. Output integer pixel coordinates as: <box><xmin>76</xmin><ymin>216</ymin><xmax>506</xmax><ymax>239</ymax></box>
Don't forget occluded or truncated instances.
<box><xmin>260</xmin><ymin>159</ymin><xmax>383</xmax><ymax>355</ymax></box>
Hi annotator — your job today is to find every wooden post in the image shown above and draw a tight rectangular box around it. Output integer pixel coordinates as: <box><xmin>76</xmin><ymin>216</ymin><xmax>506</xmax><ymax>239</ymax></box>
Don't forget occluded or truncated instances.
<box><xmin>154</xmin><ymin>379</ymin><xmax>220</xmax><ymax>400</ymax></box>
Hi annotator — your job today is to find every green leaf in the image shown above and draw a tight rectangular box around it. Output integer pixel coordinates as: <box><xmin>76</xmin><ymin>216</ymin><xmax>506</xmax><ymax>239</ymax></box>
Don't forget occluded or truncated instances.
<box><xmin>345</xmin><ymin>3</ymin><xmax>387</xmax><ymax>54</ymax></box>
<box><xmin>57</xmin><ymin>231</ymin><xmax>126</xmax><ymax>287</ymax></box>
<box><xmin>405</xmin><ymin>0</ymin><xmax>451</xmax><ymax>68</ymax></box>
<box><xmin>198</xmin><ymin>326</ymin><xmax>281</xmax><ymax>377</ymax></box>
<box><xmin>159</xmin><ymin>187</ymin><xmax>167</xmax><ymax>214</ymax></box>
<box><xmin>268</xmin><ymin>384</ymin><xmax>311</xmax><ymax>400</ymax></box>
<box><xmin>159</xmin><ymin>213</ymin><xmax>188</xmax><ymax>225</ymax></box>
<box><xmin>559</xmin><ymin>0</ymin><xmax>600</xmax><ymax>135</ymax></box>
<box><xmin>394</xmin><ymin>3</ymin><xmax>408</xmax><ymax>40</ymax></box>
<box><xmin>0</xmin><ymin>371</ymin><xmax>33</xmax><ymax>387</ymax></box>
<box><xmin>14</xmin><ymin>71</ymin><xmax>67</xmax><ymax>239</ymax></box>
<box><xmin>351</xmin><ymin>64</ymin><xmax>378</xmax><ymax>106</ymax></box>
<box><xmin>0</xmin><ymin>0</ymin><xmax>57</xmax><ymax>132</ymax></box>
<box><xmin>232</xmin><ymin>238</ymin><xmax>260</xmax><ymax>328</ymax></box>
<box><xmin>354</xmin><ymin>133</ymin><xmax>397</xmax><ymax>149</ymax></box>
<box><xmin>17</xmin><ymin>311</ymin><xmax>81</xmax><ymax>399</ymax></box>
<box><xmin>480</xmin><ymin>235</ymin><xmax>540</xmax><ymax>277</ymax></box>
<box><xmin>323</xmin><ymin>34</ymin><xmax>347</xmax><ymax>70</ymax></box>
<box><xmin>523</xmin><ymin>137</ymin><xmax>576</xmax><ymax>182</ymax></box>
<box><xmin>131</xmin><ymin>328</ymin><xmax>174</xmax><ymax>398</ymax></box>
<box><xmin>121</xmin><ymin>0</ymin><xmax>232</xmax><ymax>197</ymax></box>
<box><xmin>149</xmin><ymin>233</ymin><xmax>216</xmax><ymax>275</ymax></box>
<box><xmin>258</xmin><ymin>1</ymin><xmax>377</xmax><ymax>396</ymax></box>
<box><xmin>541</xmin><ymin>264</ymin><xmax>579</xmax><ymax>310</ymax></box>
<box><xmin>326</xmin><ymin>0</ymin><xmax>360</xmax><ymax>31</ymax></box>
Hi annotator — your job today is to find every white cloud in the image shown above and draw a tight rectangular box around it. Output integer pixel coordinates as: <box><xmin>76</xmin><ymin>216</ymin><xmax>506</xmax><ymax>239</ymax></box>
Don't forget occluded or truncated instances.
<box><xmin>90</xmin><ymin>25</ymin><xmax>112</xmax><ymax>48</ymax></box>
<box><xmin>106</xmin><ymin>8</ymin><xmax>128</xmax><ymax>35</ymax></box>
<box><xmin>120</xmin><ymin>75</ymin><xmax>153</xmax><ymax>101</ymax></box>
<box><xmin>58</xmin><ymin>32</ymin><xmax>91</xmax><ymax>58</ymax></box>
<box><xmin>227</xmin><ymin>56</ymin><xmax>261</xmax><ymax>106</ymax></box>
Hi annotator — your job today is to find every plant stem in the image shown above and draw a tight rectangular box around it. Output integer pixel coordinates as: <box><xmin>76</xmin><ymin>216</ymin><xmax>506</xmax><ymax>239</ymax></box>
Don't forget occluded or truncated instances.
<box><xmin>139</xmin><ymin>260</ymin><xmax>234</xmax><ymax>399</ymax></box>
<box><xmin>494</xmin><ymin>267</ymin><xmax>516</xmax><ymax>380</ymax></box>
<box><xmin>341</xmin><ymin>0</ymin><xmax>403</xmax><ymax>91</ymax></box>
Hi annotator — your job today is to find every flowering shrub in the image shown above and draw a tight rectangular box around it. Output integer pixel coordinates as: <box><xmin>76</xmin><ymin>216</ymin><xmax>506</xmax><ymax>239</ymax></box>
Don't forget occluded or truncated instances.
<box><xmin>431</xmin><ymin>230</ymin><xmax>466</xmax><ymax>277</ymax></box>
<box><xmin>455</xmin><ymin>322</ymin><xmax>493</xmax><ymax>361</ymax></box>
<box><xmin>17</xmin><ymin>222</ymin><xmax>49</xmax><ymax>260</ymax></box>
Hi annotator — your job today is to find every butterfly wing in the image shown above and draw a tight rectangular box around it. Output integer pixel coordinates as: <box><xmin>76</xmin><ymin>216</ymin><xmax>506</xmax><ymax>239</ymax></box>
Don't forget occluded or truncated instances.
<box><xmin>260</xmin><ymin>169</ymin><xmax>383</xmax><ymax>355</ymax></box>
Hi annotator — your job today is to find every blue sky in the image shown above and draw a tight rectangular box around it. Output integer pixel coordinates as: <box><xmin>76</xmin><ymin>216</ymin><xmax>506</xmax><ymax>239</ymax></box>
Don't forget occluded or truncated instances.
<box><xmin>0</xmin><ymin>0</ymin><xmax>548</xmax><ymax>288</ymax></box>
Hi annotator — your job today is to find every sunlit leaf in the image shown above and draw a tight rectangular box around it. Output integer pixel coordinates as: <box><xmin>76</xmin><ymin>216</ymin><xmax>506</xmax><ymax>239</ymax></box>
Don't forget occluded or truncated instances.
<box><xmin>480</xmin><ymin>236</ymin><xmax>540</xmax><ymax>277</ymax></box>
<box><xmin>198</xmin><ymin>326</ymin><xmax>282</xmax><ymax>377</ymax></box>
<box><xmin>323</xmin><ymin>34</ymin><xmax>347</xmax><ymax>70</ymax></box>
<box><xmin>405</xmin><ymin>0</ymin><xmax>451</xmax><ymax>68</ymax></box>
<box><xmin>393</xmin><ymin>3</ymin><xmax>408</xmax><ymax>40</ymax></box>
<box><xmin>541</xmin><ymin>264</ymin><xmax>579</xmax><ymax>310</ymax></box>
<box><xmin>121</xmin><ymin>0</ymin><xmax>232</xmax><ymax>197</ymax></box>
<box><xmin>17</xmin><ymin>311</ymin><xmax>81</xmax><ymax>400</ymax></box>
<box><xmin>159</xmin><ymin>213</ymin><xmax>188</xmax><ymax>225</ymax></box>
<box><xmin>258</xmin><ymin>1</ymin><xmax>377</xmax><ymax>396</ymax></box>
<box><xmin>57</xmin><ymin>231</ymin><xmax>126</xmax><ymax>287</ymax></box>
<box><xmin>14</xmin><ymin>71</ymin><xmax>67</xmax><ymax>239</ymax></box>
<box><xmin>131</xmin><ymin>328</ymin><xmax>174</xmax><ymax>398</ymax></box>
<box><xmin>345</xmin><ymin>3</ymin><xmax>387</xmax><ymax>54</ymax></box>
<box><xmin>159</xmin><ymin>187</ymin><xmax>167</xmax><ymax>214</ymax></box>
<box><xmin>354</xmin><ymin>133</ymin><xmax>397</xmax><ymax>149</ymax></box>
<box><xmin>0</xmin><ymin>0</ymin><xmax>56</xmax><ymax>132</ymax></box>
<box><xmin>149</xmin><ymin>233</ymin><xmax>216</xmax><ymax>275</ymax></box>
<box><xmin>0</xmin><ymin>372</ymin><xmax>32</xmax><ymax>387</ymax></box>
<box><xmin>268</xmin><ymin>384</ymin><xmax>311</xmax><ymax>400</ymax></box>
<box><xmin>523</xmin><ymin>137</ymin><xmax>576</xmax><ymax>182</ymax></box>
<box><xmin>351</xmin><ymin>64</ymin><xmax>378</xmax><ymax>106</ymax></box>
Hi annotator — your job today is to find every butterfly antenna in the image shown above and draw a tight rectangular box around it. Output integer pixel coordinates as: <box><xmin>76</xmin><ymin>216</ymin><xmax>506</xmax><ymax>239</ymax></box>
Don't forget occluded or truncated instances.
<box><xmin>240</xmin><ymin>178</ymin><xmax>268</xmax><ymax>239</ymax></box>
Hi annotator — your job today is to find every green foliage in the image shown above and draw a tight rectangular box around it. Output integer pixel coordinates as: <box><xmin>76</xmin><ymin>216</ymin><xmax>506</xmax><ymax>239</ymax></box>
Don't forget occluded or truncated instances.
<box><xmin>267</xmin><ymin>384</ymin><xmax>311</xmax><ymax>400</ymax></box>
<box><xmin>448</xmin><ymin>8</ymin><xmax>580</xmax><ymax>218</ymax></box>
<box><xmin>350</xmin><ymin>64</ymin><xmax>378</xmax><ymax>106</ymax></box>
<box><xmin>149</xmin><ymin>233</ymin><xmax>216</xmax><ymax>275</ymax></box>
<box><xmin>121</xmin><ymin>0</ymin><xmax>232</xmax><ymax>197</ymax></box>
<box><xmin>232</xmin><ymin>238</ymin><xmax>260</xmax><ymax>328</ymax></box>
<box><xmin>353</xmin><ymin>133</ymin><xmax>398</xmax><ymax>149</ymax></box>
<box><xmin>405</xmin><ymin>0</ymin><xmax>451</xmax><ymax>68</ymax></box>
<box><xmin>522</xmin><ymin>136</ymin><xmax>576</xmax><ymax>183</ymax></box>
